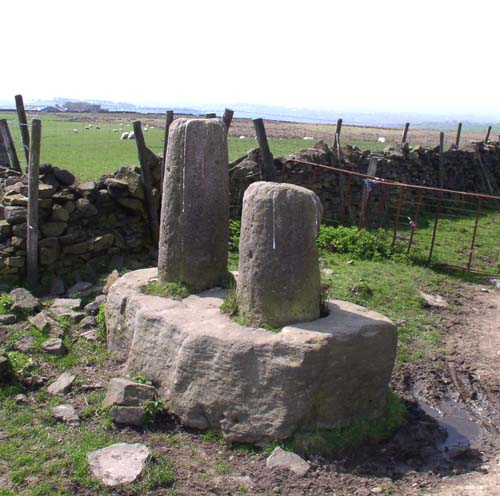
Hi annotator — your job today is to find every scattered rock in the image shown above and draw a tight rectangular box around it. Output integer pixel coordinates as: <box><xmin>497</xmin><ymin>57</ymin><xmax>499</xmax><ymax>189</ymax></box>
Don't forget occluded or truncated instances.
<box><xmin>79</xmin><ymin>316</ymin><xmax>97</xmax><ymax>331</ymax></box>
<box><xmin>102</xmin><ymin>378</ymin><xmax>156</xmax><ymax>408</ymax></box>
<box><xmin>80</xmin><ymin>329</ymin><xmax>97</xmax><ymax>341</ymax></box>
<box><xmin>29</xmin><ymin>311</ymin><xmax>51</xmax><ymax>332</ymax></box>
<box><xmin>47</xmin><ymin>372</ymin><xmax>75</xmax><ymax>395</ymax></box>
<box><xmin>66</xmin><ymin>281</ymin><xmax>93</xmax><ymax>298</ymax></box>
<box><xmin>371</xmin><ymin>488</ymin><xmax>383</xmax><ymax>494</ymax></box>
<box><xmin>109</xmin><ymin>406</ymin><xmax>146</xmax><ymax>426</ymax></box>
<box><xmin>40</xmin><ymin>221</ymin><xmax>67</xmax><ymax>238</ymax></box>
<box><xmin>418</xmin><ymin>291</ymin><xmax>448</xmax><ymax>309</ymax></box>
<box><xmin>53</xmin><ymin>167</ymin><xmax>75</xmax><ymax>186</ymax></box>
<box><xmin>52</xmin><ymin>403</ymin><xmax>79</xmax><ymax>423</ymax></box>
<box><xmin>50</xmin><ymin>298</ymin><xmax>85</xmax><ymax>321</ymax></box>
<box><xmin>42</xmin><ymin>338</ymin><xmax>66</xmax><ymax>355</ymax></box>
<box><xmin>83</xmin><ymin>295</ymin><xmax>106</xmax><ymax>315</ymax></box>
<box><xmin>0</xmin><ymin>314</ymin><xmax>16</xmax><ymax>325</ymax></box>
<box><xmin>12</xmin><ymin>336</ymin><xmax>34</xmax><ymax>353</ymax></box>
<box><xmin>14</xmin><ymin>394</ymin><xmax>29</xmax><ymax>404</ymax></box>
<box><xmin>4</xmin><ymin>206</ymin><xmax>27</xmax><ymax>225</ymax></box>
<box><xmin>9</xmin><ymin>287</ymin><xmax>40</xmax><ymax>313</ymax></box>
<box><xmin>266</xmin><ymin>447</ymin><xmax>310</xmax><ymax>477</ymax></box>
<box><xmin>87</xmin><ymin>443</ymin><xmax>151</xmax><ymax>487</ymax></box>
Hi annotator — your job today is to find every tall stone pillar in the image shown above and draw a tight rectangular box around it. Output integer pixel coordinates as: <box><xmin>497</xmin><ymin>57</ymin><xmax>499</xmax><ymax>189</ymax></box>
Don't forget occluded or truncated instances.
<box><xmin>158</xmin><ymin>118</ymin><xmax>229</xmax><ymax>290</ymax></box>
<box><xmin>237</xmin><ymin>182</ymin><xmax>323</xmax><ymax>327</ymax></box>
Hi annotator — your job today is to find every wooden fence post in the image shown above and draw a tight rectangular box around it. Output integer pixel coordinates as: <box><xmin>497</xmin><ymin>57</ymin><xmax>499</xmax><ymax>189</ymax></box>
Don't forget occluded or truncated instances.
<box><xmin>402</xmin><ymin>122</ymin><xmax>410</xmax><ymax>144</ymax></box>
<box><xmin>222</xmin><ymin>108</ymin><xmax>234</xmax><ymax>133</ymax></box>
<box><xmin>161</xmin><ymin>110</ymin><xmax>174</xmax><ymax>188</ymax></box>
<box><xmin>15</xmin><ymin>94</ymin><xmax>30</xmax><ymax>165</ymax></box>
<box><xmin>455</xmin><ymin>122</ymin><xmax>462</xmax><ymax>148</ymax></box>
<box><xmin>0</xmin><ymin>119</ymin><xmax>22</xmax><ymax>173</ymax></box>
<box><xmin>253</xmin><ymin>118</ymin><xmax>275</xmax><ymax>180</ymax></box>
<box><xmin>333</xmin><ymin>118</ymin><xmax>343</xmax><ymax>161</ymax></box>
<box><xmin>484</xmin><ymin>125</ymin><xmax>492</xmax><ymax>143</ymax></box>
<box><xmin>27</xmin><ymin>119</ymin><xmax>41</xmax><ymax>289</ymax></box>
<box><xmin>133</xmin><ymin>120</ymin><xmax>159</xmax><ymax>245</ymax></box>
<box><xmin>358</xmin><ymin>155</ymin><xmax>379</xmax><ymax>228</ymax></box>
<box><xmin>438</xmin><ymin>131</ymin><xmax>445</xmax><ymax>188</ymax></box>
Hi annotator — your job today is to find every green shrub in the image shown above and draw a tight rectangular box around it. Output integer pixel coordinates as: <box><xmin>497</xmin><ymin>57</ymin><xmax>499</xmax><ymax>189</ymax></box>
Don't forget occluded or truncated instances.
<box><xmin>144</xmin><ymin>398</ymin><xmax>165</xmax><ymax>424</ymax></box>
<box><xmin>220</xmin><ymin>289</ymin><xmax>239</xmax><ymax>317</ymax></box>
<box><xmin>317</xmin><ymin>226</ymin><xmax>405</xmax><ymax>260</ymax></box>
<box><xmin>0</xmin><ymin>294</ymin><xmax>13</xmax><ymax>315</ymax></box>
<box><xmin>228</xmin><ymin>220</ymin><xmax>241</xmax><ymax>252</ymax></box>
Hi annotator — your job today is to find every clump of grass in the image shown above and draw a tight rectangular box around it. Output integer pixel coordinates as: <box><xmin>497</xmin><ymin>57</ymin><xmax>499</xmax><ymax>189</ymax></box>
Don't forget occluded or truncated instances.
<box><xmin>260</xmin><ymin>323</ymin><xmax>281</xmax><ymax>333</ymax></box>
<box><xmin>96</xmin><ymin>304</ymin><xmax>107</xmax><ymax>342</ymax></box>
<box><xmin>0</xmin><ymin>293</ymin><xmax>13</xmax><ymax>314</ymax></box>
<box><xmin>319</xmin><ymin>283</ymin><xmax>330</xmax><ymax>318</ymax></box>
<box><xmin>220</xmin><ymin>289</ymin><xmax>239</xmax><ymax>317</ymax></box>
<box><xmin>317</xmin><ymin>226</ymin><xmax>406</xmax><ymax>261</ymax></box>
<box><xmin>282</xmin><ymin>390</ymin><xmax>406</xmax><ymax>458</ymax></box>
<box><xmin>129</xmin><ymin>372</ymin><xmax>153</xmax><ymax>385</ymax></box>
<box><xmin>144</xmin><ymin>398</ymin><xmax>165</xmax><ymax>424</ymax></box>
<box><xmin>143</xmin><ymin>280</ymin><xmax>191</xmax><ymax>300</ymax></box>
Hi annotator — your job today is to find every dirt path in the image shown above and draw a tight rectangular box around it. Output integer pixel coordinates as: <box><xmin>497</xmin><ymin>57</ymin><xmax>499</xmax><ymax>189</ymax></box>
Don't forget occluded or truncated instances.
<box><xmin>428</xmin><ymin>282</ymin><xmax>500</xmax><ymax>495</ymax></box>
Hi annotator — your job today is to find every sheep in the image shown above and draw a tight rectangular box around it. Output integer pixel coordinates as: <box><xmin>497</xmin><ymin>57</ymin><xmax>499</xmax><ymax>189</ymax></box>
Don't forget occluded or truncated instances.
<box><xmin>128</xmin><ymin>132</ymin><xmax>135</xmax><ymax>140</ymax></box>
<box><xmin>95</xmin><ymin>126</ymin><xmax>101</xmax><ymax>130</ymax></box>
<box><xmin>73</xmin><ymin>129</ymin><xmax>79</xmax><ymax>133</ymax></box>
<box><xmin>377</xmin><ymin>137</ymin><xmax>386</xmax><ymax>143</ymax></box>
<box><xmin>303</xmin><ymin>136</ymin><xmax>314</xmax><ymax>140</ymax></box>
<box><xmin>120</xmin><ymin>132</ymin><xmax>129</xmax><ymax>140</ymax></box>
<box><xmin>239</xmin><ymin>135</ymin><xmax>246</xmax><ymax>139</ymax></box>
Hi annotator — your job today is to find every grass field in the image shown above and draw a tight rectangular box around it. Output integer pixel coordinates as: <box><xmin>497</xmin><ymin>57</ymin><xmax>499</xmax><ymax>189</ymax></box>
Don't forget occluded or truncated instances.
<box><xmin>1</xmin><ymin>111</ymin><xmax>495</xmax><ymax>181</ymax></box>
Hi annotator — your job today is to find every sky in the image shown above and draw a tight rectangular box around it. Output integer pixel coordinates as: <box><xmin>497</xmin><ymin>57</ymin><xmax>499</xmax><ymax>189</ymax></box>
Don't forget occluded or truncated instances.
<box><xmin>3</xmin><ymin>0</ymin><xmax>500</xmax><ymax>118</ymax></box>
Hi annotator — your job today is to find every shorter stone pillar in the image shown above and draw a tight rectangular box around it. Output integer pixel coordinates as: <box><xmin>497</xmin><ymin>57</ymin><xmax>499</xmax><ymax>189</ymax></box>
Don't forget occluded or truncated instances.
<box><xmin>237</xmin><ymin>182</ymin><xmax>323</xmax><ymax>327</ymax></box>
<box><xmin>158</xmin><ymin>118</ymin><xmax>229</xmax><ymax>290</ymax></box>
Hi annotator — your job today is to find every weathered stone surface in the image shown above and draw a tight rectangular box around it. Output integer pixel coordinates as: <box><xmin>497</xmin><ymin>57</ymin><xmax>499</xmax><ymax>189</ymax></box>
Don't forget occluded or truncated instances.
<box><xmin>158</xmin><ymin>118</ymin><xmax>229</xmax><ymax>291</ymax></box>
<box><xmin>90</xmin><ymin>234</ymin><xmax>114</xmax><ymax>252</ymax></box>
<box><xmin>115</xmin><ymin>168</ymin><xmax>144</xmax><ymax>199</ymax></box>
<box><xmin>418</xmin><ymin>291</ymin><xmax>448</xmax><ymax>309</ymax></box>
<box><xmin>4</xmin><ymin>206</ymin><xmax>27</xmax><ymax>225</ymax></box>
<box><xmin>67</xmin><ymin>281</ymin><xmax>93</xmax><ymax>298</ymax></box>
<box><xmin>52</xmin><ymin>404</ymin><xmax>79</xmax><ymax>423</ymax></box>
<box><xmin>50</xmin><ymin>298</ymin><xmax>85</xmax><ymax>321</ymax></box>
<box><xmin>0</xmin><ymin>220</ymin><xmax>12</xmax><ymax>236</ymax></box>
<box><xmin>75</xmin><ymin>198</ymin><xmax>98</xmax><ymax>217</ymax></box>
<box><xmin>29</xmin><ymin>311</ymin><xmax>51</xmax><ymax>332</ymax></box>
<box><xmin>39</xmin><ymin>237</ymin><xmax>60</xmax><ymax>265</ymax></box>
<box><xmin>10</xmin><ymin>288</ymin><xmax>40</xmax><ymax>313</ymax></box>
<box><xmin>12</xmin><ymin>336</ymin><xmax>34</xmax><ymax>353</ymax></box>
<box><xmin>42</xmin><ymin>338</ymin><xmax>66</xmax><ymax>355</ymax></box>
<box><xmin>237</xmin><ymin>182</ymin><xmax>323</xmax><ymax>327</ymax></box>
<box><xmin>84</xmin><ymin>295</ymin><xmax>106</xmax><ymax>315</ymax></box>
<box><xmin>4</xmin><ymin>194</ymin><xmax>28</xmax><ymax>207</ymax></box>
<box><xmin>41</xmin><ymin>221</ymin><xmax>67</xmax><ymax>238</ymax></box>
<box><xmin>103</xmin><ymin>270</ymin><xmax>119</xmax><ymax>294</ymax></box>
<box><xmin>51</xmin><ymin>204</ymin><xmax>70</xmax><ymax>222</ymax></box>
<box><xmin>106</xmin><ymin>268</ymin><xmax>397</xmax><ymax>444</ymax></box>
<box><xmin>109</xmin><ymin>406</ymin><xmax>146</xmax><ymax>426</ymax></box>
<box><xmin>38</xmin><ymin>183</ymin><xmax>56</xmax><ymax>199</ymax></box>
<box><xmin>47</xmin><ymin>372</ymin><xmax>75</xmax><ymax>395</ymax></box>
<box><xmin>87</xmin><ymin>443</ymin><xmax>151</xmax><ymax>487</ymax></box>
<box><xmin>266</xmin><ymin>447</ymin><xmax>310</xmax><ymax>477</ymax></box>
<box><xmin>102</xmin><ymin>378</ymin><xmax>156</xmax><ymax>408</ymax></box>
<box><xmin>50</xmin><ymin>276</ymin><xmax>65</xmax><ymax>296</ymax></box>
<box><xmin>53</xmin><ymin>167</ymin><xmax>75</xmax><ymax>186</ymax></box>
<box><xmin>79</xmin><ymin>181</ymin><xmax>96</xmax><ymax>196</ymax></box>
<box><xmin>79</xmin><ymin>315</ymin><xmax>97</xmax><ymax>332</ymax></box>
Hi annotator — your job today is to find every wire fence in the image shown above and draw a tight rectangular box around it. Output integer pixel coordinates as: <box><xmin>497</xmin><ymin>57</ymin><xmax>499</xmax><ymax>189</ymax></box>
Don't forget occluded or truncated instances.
<box><xmin>284</xmin><ymin>159</ymin><xmax>500</xmax><ymax>276</ymax></box>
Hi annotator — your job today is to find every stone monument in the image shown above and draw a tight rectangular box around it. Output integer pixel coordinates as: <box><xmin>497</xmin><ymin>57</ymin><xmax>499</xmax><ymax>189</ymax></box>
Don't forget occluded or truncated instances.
<box><xmin>157</xmin><ymin>118</ymin><xmax>229</xmax><ymax>290</ymax></box>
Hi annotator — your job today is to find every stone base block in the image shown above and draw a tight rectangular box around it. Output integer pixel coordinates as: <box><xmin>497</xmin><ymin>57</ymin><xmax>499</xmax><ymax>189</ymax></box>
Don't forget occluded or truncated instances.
<box><xmin>106</xmin><ymin>268</ymin><xmax>397</xmax><ymax>444</ymax></box>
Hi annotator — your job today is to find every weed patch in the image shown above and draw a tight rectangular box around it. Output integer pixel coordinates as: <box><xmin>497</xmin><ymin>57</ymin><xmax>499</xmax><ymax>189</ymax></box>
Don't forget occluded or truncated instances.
<box><xmin>143</xmin><ymin>280</ymin><xmax>191</xmax><ymax>300</ymax></box>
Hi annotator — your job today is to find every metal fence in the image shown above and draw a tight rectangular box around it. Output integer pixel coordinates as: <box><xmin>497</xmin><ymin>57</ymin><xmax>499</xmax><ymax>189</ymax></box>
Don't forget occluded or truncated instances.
<box><xmin>284</xmin><ymin>159</ymin><xmax>500</xmax><ymax>276</ymax></box>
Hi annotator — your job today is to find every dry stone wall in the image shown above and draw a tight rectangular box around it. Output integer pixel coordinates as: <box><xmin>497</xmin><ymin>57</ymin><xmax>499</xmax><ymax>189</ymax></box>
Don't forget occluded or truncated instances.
<box><xmin>0</xmin><ymin>157</ymin><xmax>162</xmax><ymax>288</ymax></box>
<box><xmin>230</xmin><ymin>141</ymin><xmax>500</xmax><ymax>221</ymax></box>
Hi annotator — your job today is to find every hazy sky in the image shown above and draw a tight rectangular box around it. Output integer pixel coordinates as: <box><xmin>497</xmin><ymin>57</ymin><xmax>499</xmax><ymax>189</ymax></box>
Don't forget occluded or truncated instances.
<box><xmin>3</xmin><ymin>0</ymin><xmax>500</xmax><ymax>117</ymax></box>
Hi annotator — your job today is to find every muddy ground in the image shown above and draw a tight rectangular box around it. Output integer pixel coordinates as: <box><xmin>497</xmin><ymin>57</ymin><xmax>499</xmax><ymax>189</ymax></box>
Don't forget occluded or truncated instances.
<box><xmin>92</xmin><ymin>280</ymin><xmax>499</xmax><ymax>495</ymax></box>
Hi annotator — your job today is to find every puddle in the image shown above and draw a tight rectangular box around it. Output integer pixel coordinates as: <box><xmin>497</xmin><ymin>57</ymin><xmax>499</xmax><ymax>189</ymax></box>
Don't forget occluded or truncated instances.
<box><xmin>419</xmin><ymin>400</ymin><xmax>481</xmax><ymax>458</ymax></box>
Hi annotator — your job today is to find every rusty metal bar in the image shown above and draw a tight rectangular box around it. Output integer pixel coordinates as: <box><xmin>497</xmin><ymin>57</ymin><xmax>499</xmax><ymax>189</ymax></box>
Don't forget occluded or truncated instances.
<box><xmin>428</xmin><ymin>192</ymin><xmax>443</xmax><ymax>263</ymax></box>
<box><xmin>407</xmin><ymin>190</ymin><xmax>424</xmax><ymax>254</ymax></box>
<box><xmin>391</xmin><ymin>189</ymin><xmax>405</xmax><ymax>247</ymax></box>
<box><xmin>466</xmin><ymin>197</ymin><xmax>483</xmax><ymax>271</ymax></box>
<box><xmin>286</xmin><ymin>158</ymin><xmax>500</xmax><ymax>202</ymax></box>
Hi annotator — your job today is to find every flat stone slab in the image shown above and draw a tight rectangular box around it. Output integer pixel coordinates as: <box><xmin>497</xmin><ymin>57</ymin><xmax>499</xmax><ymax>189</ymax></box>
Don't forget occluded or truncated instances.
<box><xmin>87</xmin><ymin>443</ymin><xmax>151</xmax><ymax>487</ymax></box>
<box><xmin>47</xmin><ymin>372</ymin><xmax>75</xmax><ymax>396</ymax></box>
<box><xmin>106</xmin><ymin>268</ymin><xmax>397</xmax><ymax>444</ymax></box>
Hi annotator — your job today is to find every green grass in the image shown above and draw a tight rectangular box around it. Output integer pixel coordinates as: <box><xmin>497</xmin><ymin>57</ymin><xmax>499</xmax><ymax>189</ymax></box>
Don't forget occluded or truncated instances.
<box><xmin>142</xmin><ymin>280</ymin><xmax>191</xmax><ymax>300</ymax></box>
<box><xmin>0</xmin><ymin>294</ymin><xmax>13</xmax><ymax>314</ymax></box>
<box><xmin>0</xmin><ymin>112</ymin><xmax>391</xmax><ymax>181</ymax></box>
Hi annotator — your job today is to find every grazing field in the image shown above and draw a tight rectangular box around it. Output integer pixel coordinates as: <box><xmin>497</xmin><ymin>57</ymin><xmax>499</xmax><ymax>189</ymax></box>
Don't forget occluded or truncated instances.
<box><xmin>1</xmin><ymin>111</ymin><xmax>495</xmax><ymax>181</ymax></box>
